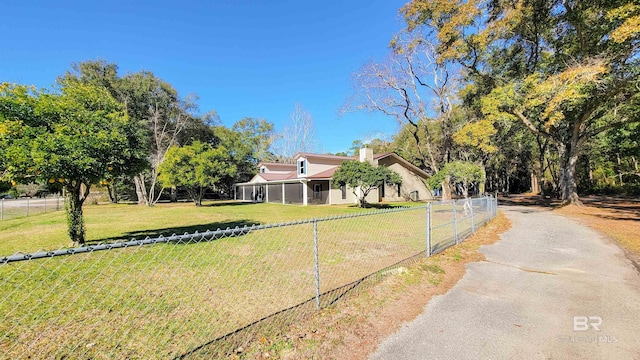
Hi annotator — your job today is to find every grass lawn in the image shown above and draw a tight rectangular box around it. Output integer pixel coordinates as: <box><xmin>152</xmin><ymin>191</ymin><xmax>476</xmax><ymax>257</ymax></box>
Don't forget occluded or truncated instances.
<box><xmin>0</xmin><ymin>200</ymin><xmax>426</xmax><ymax>256</ymax></box>
<box><xmin>2</xmin><ymin>199</ymin><xmax>484</xmax><ymax>359</ymax></box>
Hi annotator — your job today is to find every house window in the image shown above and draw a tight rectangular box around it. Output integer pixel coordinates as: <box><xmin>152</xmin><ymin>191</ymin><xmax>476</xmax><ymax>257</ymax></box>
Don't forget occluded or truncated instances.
<box><xmin>397</xmin><ymin>184</ymin><xmax>401</xmax><ymax>196</ymax></box>
<box><xmin>341</xmin><ymin>185</ymin><xmax>346</xmax><ymax>199</ymax></box>
<box><xmin>297</xmin><ymin>159</ymin><xmax>306</xmax><ymax>176</ymax></box>
<box><xmin>313</xmin><ymin>184</ymin><xmax>322</xmax><ymax>199</ymax></box>
<box><xmin>381</xmin><ymin>182</ymin><xmax>385</xmax><ymax>198</ymax></box>
<box><xmin>260</xmin><ymin>166</ymin><xmax>266</xmax><ymax>173</ymax></box>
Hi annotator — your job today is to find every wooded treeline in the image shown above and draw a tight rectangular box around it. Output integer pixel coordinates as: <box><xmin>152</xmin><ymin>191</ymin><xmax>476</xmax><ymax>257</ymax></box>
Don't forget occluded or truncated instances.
<box><xmin>0</xmin><ymin>61</ymin><xmax>320</xmax><ymax>204</ymax></box>
<box><xmin>346</xmin><ymin>0</ymin><xmax>639</xmax><ymax>204</ymax></box>
<box><xmin>0</xmin><ymin>60</ymin><xmax>316</xmax><ymax>243</ymax></box>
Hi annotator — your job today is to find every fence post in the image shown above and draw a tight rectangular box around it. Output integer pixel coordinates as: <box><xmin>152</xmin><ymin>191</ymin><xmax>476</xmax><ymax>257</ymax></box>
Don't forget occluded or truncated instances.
<box><xmin>426</xmin><ymin>203</ymin><xmax>432</xmax><ymax>257</ymax></box>
<box><xmin>1</xmin><ymin>198</ymin><xmax>3</xmax><ymax>220</ymax></box>
<box><xmin>487</xmin><ymin>195</ymin><xmax>493</xmax><ymax>219</ymax></box>
<box><xmin>453</xmin><ymin>199</ymin><xmax>458</xmax><ymax>245</ymax></box>
<box><xmin>492</xmin><ymin>195</ymin><xmax>496</xmax><ymax>218</ymax></box>
<box><xmin>313</xmin><ymin>219</ymin><xmax>320</xmax><ymax>310</ymax></box>
<box><xmin>57</xmin><ymin>195</ymin><xmax>61</xmax><ymax>211</ymax></box>
<box><xmin>486</xmin><ymin>196</ymin><xmax>490</xmax><ymax>221</ymax></box>
<box><xmin>470</xmin><ymin>198</ymin><xmax>475</xmax><ymax>234</ymax></box>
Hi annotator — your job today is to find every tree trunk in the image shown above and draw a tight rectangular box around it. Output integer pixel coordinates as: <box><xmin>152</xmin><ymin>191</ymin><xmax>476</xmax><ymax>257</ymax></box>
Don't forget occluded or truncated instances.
<box><xmin>170</xmin><ymin>186</ymin><xmax>177</xmax><ymax>202</ymax></box>
<box><xmin>65</xmin><ymin>182</ymin><xmax>90</xmax><ymax>245</ymax></box>
<box><xmin>617</xmin><ymin>153</ymin><xmax>624</xmax><ymax>186</ymax></box>
<box><xmin>357</xmin><ymin>188</ymin><xmax>369</xmax><ymax>208</ymax></box>
<box><xmin>505</xmin><ymin>173</ymin><xmax>510</xmax><ymax>194</ymax></box>
<box><xmin>106</xmin><ymin>184</ymin><xmax>118</xmax><ymax>203</ymax></box>
<box><xmin>134</xmin><ymin>175</ymin><xmax>148</xmax><ymax>205</ymax></box>
<box><xmin>558</xmin><ymin>144</ymin><xmax>582</xmax><ymax>206</ymax></box>
<box><xmin>530</xmin><ymin>172</ymin><xmax>540</xmax><ymax>194</ymax></box>
<box><xmin>146</xmin><ymin>168</ymin><xmax>161</xmax><ymax>206</ymax></box>
<box><xmin>441</xmin><ymin>177</ymin><xmax>452</xmax><ymax>201</ymax></box>
<box><xmin>479</xmin><ymin>164</ymin><xmax>486</xmax><ymax>195</ymax></box>
<box><xmin>195</xmin><ymin>187</ymin><xmax>204</xmax><ymax>206</ymax></box>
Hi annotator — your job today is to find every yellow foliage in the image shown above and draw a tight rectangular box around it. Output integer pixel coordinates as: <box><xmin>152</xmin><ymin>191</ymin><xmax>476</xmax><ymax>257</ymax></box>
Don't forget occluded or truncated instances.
<box><xmin>403</xmin><ymin>0</ymin><xmax>483</xmax><ymax>62</ymax></box>
<box><xmin>453</xmin><ymin>119</ymin><xmax>498</xmax><ymax>153</ymax></box>
<box><xmin>610</xmin><ymin>15</ymin><xmax>640</xmax><ymax>43</ymax></box>
<box><xmin>533</xmin><ymin>63</ymin><xmax>608</xmax><ymax>129</ymax></box>
<box><xmin>607</xmin><ymin>4</ymin><xmax>640</xmax><ymax>43</ymax></box>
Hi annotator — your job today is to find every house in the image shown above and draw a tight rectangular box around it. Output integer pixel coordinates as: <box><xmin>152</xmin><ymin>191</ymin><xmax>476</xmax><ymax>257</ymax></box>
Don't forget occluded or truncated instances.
<box><xmin>234</xmin><ymin>148</ymin><xmax>432</xmax><ymax>205</ymax></box>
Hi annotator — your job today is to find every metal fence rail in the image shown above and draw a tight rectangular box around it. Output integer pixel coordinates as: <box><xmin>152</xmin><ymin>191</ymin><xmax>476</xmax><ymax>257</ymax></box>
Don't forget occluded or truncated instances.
<box><xmin>0</xmin><ymin>195</ymin><xmax>64</xmax><ymax>221</ymax></box>
<box><xmin>0</xmin><ymin>196</ymin><xmax>497</xmax><ymax>359</ymax></box>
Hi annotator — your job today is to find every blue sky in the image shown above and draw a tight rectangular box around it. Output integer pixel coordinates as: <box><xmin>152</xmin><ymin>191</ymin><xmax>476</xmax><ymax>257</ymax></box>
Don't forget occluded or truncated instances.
<box><xmin>0</xmin><ymin>0</ymin><xmax>408</xmax><ymax>154</ymax></box>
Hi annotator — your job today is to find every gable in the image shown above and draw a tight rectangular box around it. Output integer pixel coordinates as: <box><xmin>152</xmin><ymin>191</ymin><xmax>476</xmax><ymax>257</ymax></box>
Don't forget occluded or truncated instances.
<box><xmin>375</xmin><ymin>153</ymin><xmax>430</xmax><ymax>179</ymax></box>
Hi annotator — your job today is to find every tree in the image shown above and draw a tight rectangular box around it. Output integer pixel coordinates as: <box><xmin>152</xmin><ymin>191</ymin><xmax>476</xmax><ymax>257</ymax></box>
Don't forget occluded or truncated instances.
<box><xmin>231</xmin><ymin>117</ymin><xmax>276</xmax><ymax>164</ymax></box>
<box><xmin>402</xmin><ymin>0</ymin><xmax>640</xmax><ymax>204</ymax></box>
<box><xmin>271</xmin><ymin>103</ymin><xmax>316</xmax><ymax>161</ymax></box>
<box><xmin>349</xmin><ymin>138</ymin><xmax>394</xmax><ymax>157</ymax></box>
<box><xmin>158</xmin><ymin>141</ymin><xmax>237</xmax><ymax>206</ymax></box>
<box><xmin>212</xmin><ymin>118</ymin><xmax>276</xmax><ymax>195</ymax></box>
<box><xmin>332</xmin><ymin>161</ymin><xmax>402</xmax><ymax>207</ymax></box>
<box><xmin>61</xmin><ymin>60</ymin><xmax>214</xmax><ymax>206</ymax></box>
<box><xmin>0</xmin><ymin>81</ymin><xmax>147</xmax><ymax>244</ymax></box>
<box><xmin>428</xmin><ymin>161</ymin><xmax>485</xmax><ymax>198</ymax></box>
<box><xmin>347</xmin><ymin>32</ymin><xmax>460</xmax><ymax>175</ymax></box>
<box><xmin>347</xmin><ymin>32</ymin><xmax>466</xmax><ymax>200</ymax></box>
<box><xmin>118</xmin><ymin>72</ymin><xmax>203</xmax><ymax>206</ymax></box>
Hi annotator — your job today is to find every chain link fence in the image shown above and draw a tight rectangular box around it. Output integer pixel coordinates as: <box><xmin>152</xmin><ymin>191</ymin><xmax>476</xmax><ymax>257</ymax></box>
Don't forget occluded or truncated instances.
<box><xmin>0</xmin><ymin>195</ymin><xmax>64</xmax><ymax>221</ymax></box>
<box><xmin>0</xmin><ymin>196</ymin><xmax>497</xmax><ymax>359</ymax></box>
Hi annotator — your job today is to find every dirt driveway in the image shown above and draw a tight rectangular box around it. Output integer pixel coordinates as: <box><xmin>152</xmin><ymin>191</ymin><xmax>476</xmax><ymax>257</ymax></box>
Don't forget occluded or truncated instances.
<box><xmin>371</xmin><ymin>205</ymin><xmax>640</xmax><ymax>359</ymax></box>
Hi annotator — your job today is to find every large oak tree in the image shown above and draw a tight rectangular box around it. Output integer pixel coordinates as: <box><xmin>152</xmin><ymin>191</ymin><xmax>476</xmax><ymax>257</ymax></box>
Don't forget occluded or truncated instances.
<box><xmin>402</xmin><ymin>0</ymin><xmax>640</xmax><ymax>204</ymax></box>
<box><xmin>0</xmin><ymin>81</ymin><xmax>147</xmax><ymax>244</ymax></box>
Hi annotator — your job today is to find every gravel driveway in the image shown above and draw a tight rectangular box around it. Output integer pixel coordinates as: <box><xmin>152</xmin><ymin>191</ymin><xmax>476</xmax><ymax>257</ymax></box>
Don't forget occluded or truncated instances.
<box><xmin>371</xmin><ymin>205</ymin><xmax>640</xmax><ymax>360</ymax></box>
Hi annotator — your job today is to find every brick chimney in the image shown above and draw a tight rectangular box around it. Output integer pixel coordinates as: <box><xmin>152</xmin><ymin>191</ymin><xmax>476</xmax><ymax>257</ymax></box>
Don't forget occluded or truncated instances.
<box><xmin>359</xmin><ymin>147</ymin><xmax>374</xmax><ymax>164</ymax></box>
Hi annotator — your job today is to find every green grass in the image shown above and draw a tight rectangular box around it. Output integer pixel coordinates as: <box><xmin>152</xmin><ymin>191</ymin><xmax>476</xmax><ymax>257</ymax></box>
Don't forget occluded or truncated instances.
<box><xmin>0</xmin><ymin>200</ymin><xmax>427</xmax><ymax>255</ymax></box>
<box><xmin>0</xmin><ymin>200</ymin><xmax>441</xmax><ymax>359</ymax></box>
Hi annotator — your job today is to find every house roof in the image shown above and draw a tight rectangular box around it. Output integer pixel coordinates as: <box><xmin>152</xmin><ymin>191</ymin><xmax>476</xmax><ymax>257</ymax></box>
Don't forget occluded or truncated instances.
<box><xmin>257</xmin><ymin>172</ymin><xmax>298</xmax><ymax>181</ymax></box>
<box><xmin>307</xmin><ymin>166</ymin><xmax>339</xmax><ymax>179</ymax></box>
<box><xmin>293</xmin><ymin>152</ymin><xmax>355</xmax><ymax>161</ymax></box>
<box><xmin>257</xmin><ymin>162</ymin><xmax>297</xmax><ymax>170</ymax></box>
<box><xmin>374</xmin><ymin>153</ymin><xmax>431</xmax><ymax>178</ymax></box>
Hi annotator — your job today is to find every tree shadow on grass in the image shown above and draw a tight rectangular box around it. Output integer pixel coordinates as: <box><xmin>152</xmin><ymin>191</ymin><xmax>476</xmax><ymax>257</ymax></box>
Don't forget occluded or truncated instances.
<box><xmin>190</xmin><ymin>200</ymin><xmax>258</xmax><ymax>208</ymax></box>
<box><xmin>349</xmin><ymin>203</ymin><xmax>409</xmax><ymax>209</ymax></box>
<box><xmin>364</xmin><ymin>203</ymin><xmax>399</xmax><ymax>209</ymax></box>
<box><xmin>112</xmin><ymin>200</ymin><xmax>257</xmax><ymax>207</ymax></box>
<box><xmin>580</xmin><ymin>196</ymin><xmax>640</xmax><ymax>219</ymax></box>
<box><xmin>86</xmin><ymin>219</ymin><xmax>260</xmax><ymax>245</ymax></box>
